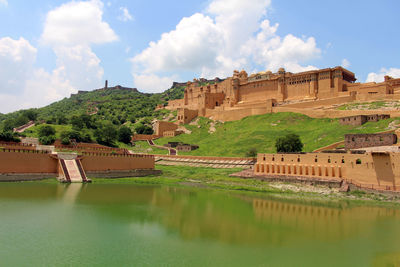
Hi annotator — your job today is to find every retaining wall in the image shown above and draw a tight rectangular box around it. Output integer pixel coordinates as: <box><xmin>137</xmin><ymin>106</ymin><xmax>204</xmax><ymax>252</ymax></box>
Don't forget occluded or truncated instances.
<box><xmin>0</xmin><ymin>150</ymin><xmax>58</xmax><ymax>174</ymax></box>
<box><xmin>81</xmin><ymin>153</ymin><xmax>154</xmax><ymax>171</ymax></box>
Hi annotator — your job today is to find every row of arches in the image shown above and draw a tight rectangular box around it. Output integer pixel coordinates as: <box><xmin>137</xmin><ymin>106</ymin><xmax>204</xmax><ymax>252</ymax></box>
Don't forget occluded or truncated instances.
<box><xmin>255</xmin><ymin>163</ymin><xmax>343</xmax><ymax>179</ymax></box>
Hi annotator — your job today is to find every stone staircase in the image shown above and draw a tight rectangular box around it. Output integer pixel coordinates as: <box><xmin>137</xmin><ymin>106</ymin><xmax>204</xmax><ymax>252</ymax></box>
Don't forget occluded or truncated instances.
<box><xmin>58</xmin><ymin>153</ymin><xmax>90</xmax><ymax>183</ymax></box>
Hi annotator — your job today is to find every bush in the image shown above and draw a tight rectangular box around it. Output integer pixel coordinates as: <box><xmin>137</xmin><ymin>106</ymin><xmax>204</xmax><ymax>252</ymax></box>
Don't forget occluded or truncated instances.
<box><xmin>60</xmin><ymin>130</ymin><xmax>92</xmax><ymax>144</ymax></box>
<box><xmin>275</xmin><ymin>133</ymin><xmax>303</xmax><ymax>153</ymax></box>
<box><xmin>246</xmin><ymin>147</ymin><xmax>257</xmax><ymax>157</ymax></box>
<box><xmin>135</xmin><ymin>124</ymin><xmax>154</xmax><ymax>134</ymax></box>
<box><xmin>38</xmin><ymin>125</ymin><xmax>56</xmax><ymax>137</ymax></box>
<box><xmin>118</xmin><ymin>126</ymin><xmax>133</xmax><ymax>144</ymax></box>
<box><xmin>61</xmin><ymin>137</ymin><xmax>71</xmax><ymax>145</ymax></box>
<box><xmin>39</xmin><ymin>135</ymin><xmax>56</xmax><ymax>145</ymax></box>
<box><xmin>94</xmin><ymin>122</ymin><xmax>118</xmax><ymax>146</ymax></box>
<box><xmin>0</xmin><ymin>131</ymin><xmax>20</xmax><ymax>142</ymax></box>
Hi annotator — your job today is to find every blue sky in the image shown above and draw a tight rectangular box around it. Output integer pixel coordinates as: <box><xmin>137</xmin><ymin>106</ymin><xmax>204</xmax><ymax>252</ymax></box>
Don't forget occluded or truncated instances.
<box><xmin>0</xmin><ymin>0</ymin><xmax>399</xmax><ymax>113</ymax></box>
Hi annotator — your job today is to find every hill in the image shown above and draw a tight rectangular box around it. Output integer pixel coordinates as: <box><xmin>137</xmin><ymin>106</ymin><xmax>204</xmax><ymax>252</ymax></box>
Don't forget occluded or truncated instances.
<box><xmin>151</xmin><ymin>113</ymin><xmax>397</xmax><ymax>157</ymax></box>
<box><xmin>0</xmin><ymin>83</ymin><xmax>185</xmax><ymax>131</ymax></box>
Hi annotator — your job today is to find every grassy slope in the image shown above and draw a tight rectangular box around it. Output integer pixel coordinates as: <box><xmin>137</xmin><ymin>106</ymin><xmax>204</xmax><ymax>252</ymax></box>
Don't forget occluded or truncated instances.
<box><xmin>154</xmin><ymin>112</ymin><xmax>397</xmax><ymax>157</ymax></box>
<box><xmin>24</xmin><ymin>124</ymin><xmax>73</xmax><ymax>139</ymax></box>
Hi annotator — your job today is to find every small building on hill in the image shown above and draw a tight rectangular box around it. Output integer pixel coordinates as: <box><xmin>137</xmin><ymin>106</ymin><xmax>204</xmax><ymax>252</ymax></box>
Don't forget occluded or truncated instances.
<box><xmin>345</xmin><ymin>133</ymin><xmax>397</xmax><ymax>149</ymax></box>
<box><xmin>339</xmin><ymin>114</ymin><xmax>390</xmax><ymax>126</ymax></box>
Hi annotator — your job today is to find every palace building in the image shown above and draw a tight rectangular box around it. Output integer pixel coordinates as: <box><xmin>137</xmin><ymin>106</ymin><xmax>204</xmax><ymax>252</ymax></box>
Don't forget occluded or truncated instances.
<box><xmin>165</xmin><ymin>66</ymin><xmax>400</xmax><ymax>123</ymax></box>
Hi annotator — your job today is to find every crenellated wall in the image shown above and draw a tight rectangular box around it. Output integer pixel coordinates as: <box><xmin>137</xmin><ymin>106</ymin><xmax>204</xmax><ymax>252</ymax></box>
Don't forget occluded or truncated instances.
<box><xmin>254</xmin><ymin>152</ymin><xmax>400</xmax><ymax>190</ymax></box>
<box><xmin>0</xmin><ymin>149</ymin><xmax>58</xmax><ymax>174</ymax></box>
<box><xmin>81</xmin><ymin>153</ymin><xmax>154</xmax><ymax>171</ymax></box>
<box><xmin>0</xmin><ymin>149</ymin><xmax>157</xmax><ymax>181</ymax></box>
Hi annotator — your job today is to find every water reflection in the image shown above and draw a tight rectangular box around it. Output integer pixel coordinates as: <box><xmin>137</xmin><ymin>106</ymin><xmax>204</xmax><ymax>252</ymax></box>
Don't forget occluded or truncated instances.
<box><xmin>1</xmin><ymin>182</ymin><xmax>400</xmax><ymax>266</ymax></box>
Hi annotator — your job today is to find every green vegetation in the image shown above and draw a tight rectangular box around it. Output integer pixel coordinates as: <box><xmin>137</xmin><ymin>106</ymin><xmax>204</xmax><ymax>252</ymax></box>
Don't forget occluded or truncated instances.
<box><xmin>154</xmin><ymin>112</ymin><xmax>397</xmax><ymax>157</ymax></box>
<box><xmin>37</xmin><ymin>125</ymin><xmax>56</xmax><ymax>145</ymax></box>
<box><xmin>128</xmin><ymin>140</ymin><xmax>169</xmax><ymax>155</ymax></box>
<box><xmin>337</xmin><ymin>101</ymin><xmax>400</xmax><ymax>110</ymax></box>
<box><xmin>275</xmin><ymin>133</ymin><xmax>303</xmax><ymax>153</ymax></box>
<box><xmin>0</xmin><ymin>84</ymin><xmax>184</xmax><ymax>134</ymax></box>
<box><xmin>118</xmin><ymin>126</ymin><xmax>133</xmax><ymax>144</ymax></box>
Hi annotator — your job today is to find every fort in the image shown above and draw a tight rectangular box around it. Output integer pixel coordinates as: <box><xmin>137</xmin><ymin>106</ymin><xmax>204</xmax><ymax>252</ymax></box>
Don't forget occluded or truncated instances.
<box><xmin>0</xmin><ymin>141</ymin><xmax>159</xmax><ymax>182</ymax></box>
<box><xmin>164</xmin><ymin>66</ymin><xmax>400</xmax><ymax>123</ymax></box>
<box><xmin>254</xmin><ymin>150</ymin><xmax>400</xmax><ymax>192</ymax></box>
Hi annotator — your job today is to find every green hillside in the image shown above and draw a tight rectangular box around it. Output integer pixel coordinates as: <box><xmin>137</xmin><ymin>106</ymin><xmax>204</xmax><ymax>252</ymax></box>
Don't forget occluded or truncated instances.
<box><xmin>0</xmin><ymin>84</ymin><xmax>185</xmax><ymax>131</ymax></box>
<box><xmin>153</xmin><ymin>113</ymin><xmax>397</xmax><ymax>157</ymax></box>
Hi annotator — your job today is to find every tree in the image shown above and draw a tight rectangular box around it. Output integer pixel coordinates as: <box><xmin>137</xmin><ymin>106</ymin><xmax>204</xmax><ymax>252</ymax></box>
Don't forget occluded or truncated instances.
<box><xmin>135</xmin><ymin>124</ymin><xmax>153</xmax><ymax>134</ymax></box>
<box><xmin>118</xmin><ymin>126</ymin><xmax>132</xmax><ymax>144</ymax></box>
<box><xmin>94</xmin><ymin>122</ymin><xmax>118</xmax><ymax>146</ymax></box>
<box><xmin>275</xmin><ymin>133</ymin><xmax>303</xmax><ymax>153</ymax></box>
<box><xmin>22</xmin><ymin>109</ymin><xmax>38</xmax><ymax>121</ymax></box>
<box><xmin>246</xmin><ymin>147</ymin><xmax>257</xmax><ymax>157</ymax></box>
<box><xmin>38</xmin><ymin>125</ymin><xmax>56</xmax><ymax>145</ymax></box>
<box><xmin>39</xmin><ymin>135</ymin><xmax>56</xmax><ymax>145</ymax></box>
<box><xmin>0</xmin><ymin>131</ymin><xmax>20</xmax><ymax>142</ymax></box>
<box><xmin>38</xmin><ymin>125</ymin><xmax>56</xmax><ymax>137</ymax></box>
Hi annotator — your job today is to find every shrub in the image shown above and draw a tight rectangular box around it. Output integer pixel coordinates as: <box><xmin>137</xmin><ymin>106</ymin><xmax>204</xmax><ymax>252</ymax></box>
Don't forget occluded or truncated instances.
<box><xmin>38</xmin><ymin>125</ymin><xmax>56</xmax><ymax>137</ymax></box>
<box><xmin>275</xmin><ymin>133</ymin><xmax>303</xmax><ymax>153</ymax></box>
<box><xmin>61</xmin><ymin>137</ymin><xmax>71</xmax><ymax>145</ymax></box>
<box><xmin>118</xmin><ymin>126</ymin><xmax>133</xmax><ymax>144</ymax></box>
<box><xmin>246</xmin><ymin>147</ymin><xmax>257</xmax><ymax>157</ymax></box>
<box><xmin>94</xmin><ymin>122</ymin><xmax>118</xmax><ymax>146</ymax></box>
<box><xmin>135</xmin><ymin>124</ymin><xmax>154</xmax><ymax>134</ymax></box>
<box><xmin>39</xmin><ymin>135</ymin><xmax>56</xmax><ymax>145</ymax></box>
<box><xmin>0</xmin><ymin>131</ymin><xmax>20</xmax><ymax>142</ymax></box>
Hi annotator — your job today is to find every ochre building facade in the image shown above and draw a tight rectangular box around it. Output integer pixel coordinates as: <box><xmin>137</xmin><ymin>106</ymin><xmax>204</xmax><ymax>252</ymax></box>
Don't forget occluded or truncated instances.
<box><xmin>165</xmin><ymin>67</ymin><xmax>400</xmax><ymax>123</ymax></box>
<box><xmin>254</xmin><ymin>151</ymin><xmax>400</xmax><ymax>191</ymax></box>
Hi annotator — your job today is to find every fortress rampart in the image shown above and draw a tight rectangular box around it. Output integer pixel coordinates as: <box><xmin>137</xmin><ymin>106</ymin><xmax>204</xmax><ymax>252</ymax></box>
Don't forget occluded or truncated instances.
<box><xmin>164</xmin><ymin>67</ymin><xmax>400</xmax><ymax>122</ymax></box>
<box><xmin>0</xmin><ymin>148</ymin><xmax>157</xmax><ymax>181</ymax></box>
<box><xmin>254</xmin><ymin>151</ymin><xmax>400</xmax><ymax>191</ymax></box>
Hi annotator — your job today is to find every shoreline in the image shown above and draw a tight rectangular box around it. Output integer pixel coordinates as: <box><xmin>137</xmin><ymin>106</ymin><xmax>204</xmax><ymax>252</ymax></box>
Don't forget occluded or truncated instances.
<box><xmin>4</xmin><ymin>165</ymin><xmax>400</xmax><ymax>206</ymax></box>
<box><xmin>82</xmin><ymin>165</ymin><xmax>400</xmax><ymax>206</ymax></box>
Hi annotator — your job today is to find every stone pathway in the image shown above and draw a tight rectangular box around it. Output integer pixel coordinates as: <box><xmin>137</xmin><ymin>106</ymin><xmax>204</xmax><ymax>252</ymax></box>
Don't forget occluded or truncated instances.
<box><xmin>155</xmin><ymin>156</ymin><xmax>255</xmax><ymax>169</ymax></box>
<box><xmin>148</xmin><ymin>140</ymin><xmax>177</xmax><ymax>155</ymax></box>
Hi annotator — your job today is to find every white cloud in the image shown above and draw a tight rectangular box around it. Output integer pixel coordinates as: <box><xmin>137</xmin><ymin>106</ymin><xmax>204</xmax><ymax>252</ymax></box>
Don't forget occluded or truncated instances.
<box><xmin>0</xmin><ymin>0</ymin><xmax>118</xmax><ymax>113</ymax></box>
<box><xmin>341</xmin><ymin>58</ymin><xmax>350</xmax><ymax>68</ymax></box>
<box><xmin>41</xmin><ymin>0</ymin><xmax>118</xmax><ymax>46</ymax></box>
<box><xmin>53</xmin><ymin>45</ymin><xmax>104</xmax><ymax>90</ymax></box>
<box><xmin>0</xmin><ymin>0</ymin><xmax>7</xmax><ymax>6</ymax></box>
<box><xmin>366</xmin><ymin>68</ymin><xmax>400</xmax><ymax>83</ymax></box>
<box><xmin>118</xmin><ymin>7</ymin><xmax>133</xmax><ymax>22</ymax></box>
<box><xmin>131</xmin><ymin>0</ymin><xmax>321</xmax><ymax>92</ymax></box>
<box><xmin>133</xmin><ymin>73</ymin><xmax>176</xmax><ymax>93</ymax></box>
<box><xmin>0</xmin><ymin>37</ymin><xmax>76</xmax><ymax>113</ymax></box>
<box><xmin>0</xmin><ymin>37</ymin><xmax>37</xmax><ymax>94</ymax></box>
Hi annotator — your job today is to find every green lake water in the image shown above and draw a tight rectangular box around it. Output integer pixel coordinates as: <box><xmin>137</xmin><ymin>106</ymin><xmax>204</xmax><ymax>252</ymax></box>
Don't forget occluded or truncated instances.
<box><xmin>0</xmin><ymin>182</ymin><xmax>400</xmax><ymax>266</ymax></box>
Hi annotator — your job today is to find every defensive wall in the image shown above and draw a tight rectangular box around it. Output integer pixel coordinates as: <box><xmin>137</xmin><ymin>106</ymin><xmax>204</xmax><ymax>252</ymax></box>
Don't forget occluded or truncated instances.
<box><xmin>163</xmin><ymin>66</ymin><xmax>400</xmax><ymax>123</ymax></box>
<box><xmin>0</xmin><ymin>148</ymin><xmax>157</xmax><ymax>181</ymax></box>
<box><xmin>131</xmin><ymin>134</ymin><xmax>160</xmax><ymax>141</ymax></box>
<box><xmin>345</xmin><ymin>133</ymin><xmax>397</xmax><ymax>149</ymax></box>
<box><xmin>254</xmin><ymin>151</ymin><xmax>400</xmax><ymax>191</ymax></box>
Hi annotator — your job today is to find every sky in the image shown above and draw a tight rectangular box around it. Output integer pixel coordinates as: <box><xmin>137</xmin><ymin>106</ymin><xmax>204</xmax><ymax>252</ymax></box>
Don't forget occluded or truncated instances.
<box><xmin>0</xmin><ymin>0</ymin><xmax>399</xmax><ymax>113</ymax></box>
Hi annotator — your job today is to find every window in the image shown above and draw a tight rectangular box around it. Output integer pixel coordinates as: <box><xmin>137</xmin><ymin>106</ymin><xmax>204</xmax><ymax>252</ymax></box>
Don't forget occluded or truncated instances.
<box><xmin>356</xmin><ymin>159</ymin><xmax>362</xmax><ymax>164</ymax></box>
